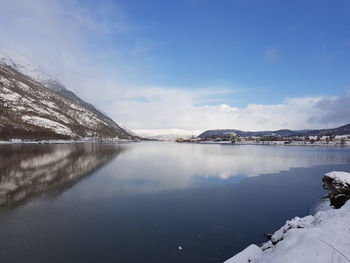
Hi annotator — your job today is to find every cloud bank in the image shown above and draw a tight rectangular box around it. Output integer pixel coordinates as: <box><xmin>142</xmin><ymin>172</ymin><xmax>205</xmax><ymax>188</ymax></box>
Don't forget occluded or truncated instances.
<box><xmin>106</xmin><ymin>86</ymin><xmax>350</xmax><ymax>131</ymax></box>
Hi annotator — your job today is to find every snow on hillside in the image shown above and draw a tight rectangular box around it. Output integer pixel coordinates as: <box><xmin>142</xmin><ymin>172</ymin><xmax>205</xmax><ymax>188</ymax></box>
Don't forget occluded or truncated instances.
<box><xmin>224</xmin><ymin>171</ymin><xmax>350</xmax><ymax>263</ymax></box>
<box><xmin>21</xmin><ymin>115</ymin><xmax>74</xmax><ymax>136</ymax></box>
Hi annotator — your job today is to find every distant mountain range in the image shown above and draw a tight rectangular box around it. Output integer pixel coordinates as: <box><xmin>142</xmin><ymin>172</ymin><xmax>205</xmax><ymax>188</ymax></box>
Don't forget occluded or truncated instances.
<box><xmin>0</xmin><ymin>50</ymin><xmax>132</xmax><ymax>140</ymax></box>
<box><xmin>198</xmin><ymin>123</ymin><xmax>350</xmax><ymax>139</ymax></box>
<box><xmin>134</xmin><ymin>129</ymin><xmax>202</xmax><ymax>141</ymax></box>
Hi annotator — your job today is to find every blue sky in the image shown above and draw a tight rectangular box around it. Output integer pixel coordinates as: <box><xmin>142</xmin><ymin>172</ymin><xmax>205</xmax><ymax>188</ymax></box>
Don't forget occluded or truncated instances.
<box><xmin>81</xmin><ymin>0</ymin><xmax>350</xmax><ymax>106</ymax></box>
<box><xmin>1</xmin><ymin>0</ymin><xmax>350</xmax><ymax>132</ymax></box>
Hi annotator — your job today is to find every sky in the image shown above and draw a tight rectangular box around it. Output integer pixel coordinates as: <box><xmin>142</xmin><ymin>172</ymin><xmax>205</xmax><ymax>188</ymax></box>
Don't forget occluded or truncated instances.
<box><xmin>1</xmin><ymin>0</ymin><xmax>350</xmax><ymax>134</ymax></box>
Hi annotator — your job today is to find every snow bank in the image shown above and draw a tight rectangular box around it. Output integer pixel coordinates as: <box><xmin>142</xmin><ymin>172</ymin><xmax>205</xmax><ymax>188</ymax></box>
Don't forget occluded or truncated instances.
<box><xmin>225</xmin><ymin>245</ymin><xmax>262</xmax><ymax>263</ymax></box>
<box><xmin>323</xmin><ymin>171</ymin><xmax>350</xmax><ymax>208</ymax></box>
<box><xmin>325</xmin><ymin>171</ymin><xmax>350</xmax><ymax>186</ymax></box>
<box><xmin>225</xmin><ymin>178</ymin><xmax>350</xmax><ymax>263</ymax></box>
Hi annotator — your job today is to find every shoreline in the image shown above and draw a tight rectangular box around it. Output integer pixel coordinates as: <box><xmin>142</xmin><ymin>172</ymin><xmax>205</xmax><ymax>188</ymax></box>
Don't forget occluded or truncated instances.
<box><xmin>224</xmin><ymin>171</ymin><xmax>350</xmax><ymax>263</ymax></box>
<box><xmin>2</xmin><ymin>139</ymin><xmax>350</xmax><ymax>147</ymax></box>
<box><xmin>181</xmin><ymin>140</ymin><xmax>350</xmax><ymax>147</ymax></box>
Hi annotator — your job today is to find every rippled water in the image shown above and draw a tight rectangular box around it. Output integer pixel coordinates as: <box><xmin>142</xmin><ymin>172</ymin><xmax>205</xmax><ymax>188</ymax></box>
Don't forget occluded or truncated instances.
<box><xmin>0</xmin><ymin>142</ymin><xmax>350</xmax><ymax>262</ymax></box>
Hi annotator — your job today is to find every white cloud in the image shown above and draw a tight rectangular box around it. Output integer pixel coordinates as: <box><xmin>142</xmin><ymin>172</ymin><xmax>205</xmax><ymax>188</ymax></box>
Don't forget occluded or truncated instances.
<box><xmin>0</xmin><ymin>0</ymin><xmax>147</xmax><ymax>95</ymax></box>
<box><xmin>105</xmin><ymin>84</ymin><xmax>348</xmax><ymax>132</ymax></box>
<box><xmin>307</xmin><ymin>94</ymin><xmax>350</xmax><ymax>125</ymax></box>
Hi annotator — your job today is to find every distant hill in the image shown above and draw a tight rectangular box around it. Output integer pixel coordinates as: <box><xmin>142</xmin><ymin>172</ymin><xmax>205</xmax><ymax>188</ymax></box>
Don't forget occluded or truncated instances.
<box><xmin>198</xmin><ymin>123</ymin><xmax>350</xmax><ymax>139</ymax></box>
<box><xmin>0</xmin><ymin>51</ymin><xmax>132</xmax><ymax>140</ymax></box>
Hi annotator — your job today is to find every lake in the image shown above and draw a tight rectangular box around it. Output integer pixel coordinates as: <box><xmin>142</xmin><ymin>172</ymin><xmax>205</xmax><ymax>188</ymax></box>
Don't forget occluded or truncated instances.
<box><xmin>1</xmin><ymin>142</ymin><xmax>350</xmax><ymax>263</ymax></box>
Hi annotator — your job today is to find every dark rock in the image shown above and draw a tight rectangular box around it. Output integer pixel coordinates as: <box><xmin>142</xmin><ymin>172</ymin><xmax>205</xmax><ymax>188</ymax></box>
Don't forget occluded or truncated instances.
<box><xmin>322</xmin><ymin>174</ymin><xmax>350</xmax><ymax>208</ymax></box>
<box><xmin>264</xmin><ymin>233</ymin><xmax>273</xmax><ymax>240</ymax></box>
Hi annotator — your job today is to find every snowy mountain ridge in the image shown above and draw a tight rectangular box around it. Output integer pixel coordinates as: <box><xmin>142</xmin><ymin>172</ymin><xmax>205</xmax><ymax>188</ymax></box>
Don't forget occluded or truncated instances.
<box><xmin>0</xmin><ymin>50</ymin><xmax>132</xmax><ymax>140</ymax></box>
<box><xmin>0</xmin><ymin>49</ymin><xmax>60</xmax><ymax>86</ymax></box>
<box><xmin>0</xmin><ymin>50</ymin><xmax>127</xmax><ymax>134</ymax></box>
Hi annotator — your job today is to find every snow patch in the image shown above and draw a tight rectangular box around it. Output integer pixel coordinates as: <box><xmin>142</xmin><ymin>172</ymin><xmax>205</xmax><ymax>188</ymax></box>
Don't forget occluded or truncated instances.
<box><xmin>0</xmin><ymin>87</ymin><xmax>22</xmax><ymax>102</ymax></box>
<box><xmin>0</xmin><ymin>76</ymin><xmax>12</xmax><ymax>86</ymax></box>
<box><xmin>17</xmin><ymin>81</ymin><xmax>31</xmax><ymax>91</ymax></box>
<box><xmin>325</xmin><ymin>171</ymin><xmax>350</xmax><ymax>186</ymax></box>
<box><xmin>21</xmin><ymin>115</ymin><xmax>73</xmax><ymax>136</ymax></box>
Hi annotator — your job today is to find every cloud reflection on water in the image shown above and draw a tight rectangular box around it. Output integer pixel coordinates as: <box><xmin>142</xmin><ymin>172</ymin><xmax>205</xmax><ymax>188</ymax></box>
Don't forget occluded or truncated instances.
<box><xmin>1</xmin><ymin>142</ymin><xmax>350</xmax><ymax>204</ymax></box>
<box><xmin>101</xmin><ymin>143</ymin><xmax>350</xmax><ymax>193</ymax></box>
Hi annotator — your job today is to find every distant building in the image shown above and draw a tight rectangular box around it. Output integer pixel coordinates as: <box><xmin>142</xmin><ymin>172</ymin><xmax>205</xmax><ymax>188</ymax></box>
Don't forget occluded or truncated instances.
<box><xmin>230</xmin><ymin>132</ymin><xmax>241</xmax><ymax>143</ymax></box>
<box><xmin>176</xmin><ymin>137</ymin><xmax>184</xmax><ymax>143</ymax></box>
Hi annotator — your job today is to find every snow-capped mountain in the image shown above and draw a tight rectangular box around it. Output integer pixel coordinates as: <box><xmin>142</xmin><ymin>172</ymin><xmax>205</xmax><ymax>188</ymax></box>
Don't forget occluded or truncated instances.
<box><xmin>0</xmin><ymin>49</ymin><xmax>54</xmax><ymax>84</ymax></box>
<box><xmin>133</xmin><ymin>129</ymin><xmax>202</xmax><ymax>141</ymax></box>
<box><xmin>0</xmin><ymin>50</ymin><xmax>132</xmax><ymax>140</ymax></box>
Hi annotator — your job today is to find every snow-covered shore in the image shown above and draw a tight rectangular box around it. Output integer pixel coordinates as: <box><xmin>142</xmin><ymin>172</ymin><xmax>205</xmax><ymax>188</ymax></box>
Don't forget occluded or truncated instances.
<box><xmin>225</xmin><ymin>171</ymin><xmax>350</xmax><ymax>263</ymax></box>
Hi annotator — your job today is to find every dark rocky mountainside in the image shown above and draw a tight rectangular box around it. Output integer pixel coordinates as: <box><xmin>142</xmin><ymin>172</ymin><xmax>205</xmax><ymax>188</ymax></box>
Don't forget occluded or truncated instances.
<box><xmin>0</xmin><ymin>61</ymin><xmax>132</xmax><ymax>140</ymax></box>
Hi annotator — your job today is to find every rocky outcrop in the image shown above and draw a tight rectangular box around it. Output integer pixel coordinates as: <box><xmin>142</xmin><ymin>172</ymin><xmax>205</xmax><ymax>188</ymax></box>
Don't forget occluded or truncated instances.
<box><xmin>322</xmin><ymin>171</ymin><xmax>350</xmax><ymax>208</ymax></box>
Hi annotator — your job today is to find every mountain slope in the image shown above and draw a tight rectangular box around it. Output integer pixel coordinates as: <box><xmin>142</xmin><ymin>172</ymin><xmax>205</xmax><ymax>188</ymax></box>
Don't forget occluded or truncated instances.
<box><xmin>0</xmin><ymin>58</ymin><xmax>131</xmax><ymax>140</ymax></box>
<box><xmin>302</xmin><ymin>123</ymin><xmax>350</xmax><ymax>136</ymax></box>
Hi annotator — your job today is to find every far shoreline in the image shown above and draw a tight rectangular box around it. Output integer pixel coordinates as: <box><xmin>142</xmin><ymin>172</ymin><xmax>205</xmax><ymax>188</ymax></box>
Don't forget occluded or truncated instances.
<box><xmin>2</xmin><ymin>139</ymin><xmax>350</xmax><ymax>147</ymax></box>
<box><xmin>176</xmin><ymin>140</ymin><xmax>350</xmax><ymax>147</ymax></box>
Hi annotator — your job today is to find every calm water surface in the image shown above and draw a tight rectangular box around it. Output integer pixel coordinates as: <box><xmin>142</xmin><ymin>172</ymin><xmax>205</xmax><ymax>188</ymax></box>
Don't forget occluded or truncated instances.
<box><xmin>1</xmin><ymin>142</ymin><xmax>350</xmax><ymax>262</ymax></box>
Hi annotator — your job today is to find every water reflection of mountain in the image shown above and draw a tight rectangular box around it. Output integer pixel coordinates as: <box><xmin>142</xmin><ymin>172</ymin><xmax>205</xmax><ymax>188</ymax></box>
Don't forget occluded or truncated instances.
<box><xmin>0</xmin><ymin>143</ymin><xmax>124</xmax><ymax>206</ymax></box>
